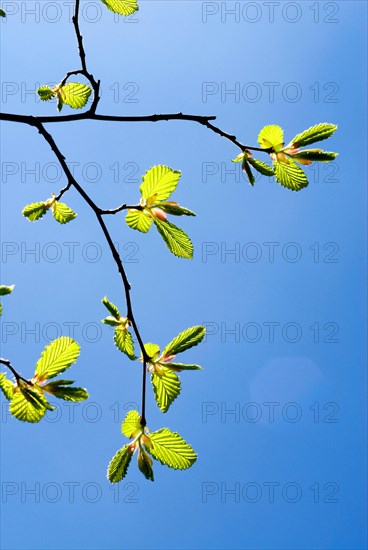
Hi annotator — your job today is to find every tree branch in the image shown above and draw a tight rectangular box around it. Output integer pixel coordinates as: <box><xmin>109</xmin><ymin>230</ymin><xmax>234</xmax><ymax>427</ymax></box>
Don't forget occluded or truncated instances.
<box><xmin>0</xmin><ymin>111</ymin><xmax>271</xmax><ymax>153</ymax></box>
<box><xmin>28</xmin><ymin>119</ymin><xmax>149</xmax><ymax>425</ymax></box>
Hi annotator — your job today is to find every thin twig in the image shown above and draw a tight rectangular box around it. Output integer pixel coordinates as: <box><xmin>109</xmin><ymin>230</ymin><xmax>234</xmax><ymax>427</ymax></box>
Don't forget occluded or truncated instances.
<box><xmin>0</xmin><ymin>358</ymin><xmax>32</xmax><ymax>385</ymax></box>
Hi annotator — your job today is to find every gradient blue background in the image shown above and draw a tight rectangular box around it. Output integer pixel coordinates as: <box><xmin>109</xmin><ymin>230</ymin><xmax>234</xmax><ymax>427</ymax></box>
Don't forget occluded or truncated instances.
<box><xmin>0</xmin><ymin>1</ymin><xmax>367</xmax><ymax>549</ymax></box>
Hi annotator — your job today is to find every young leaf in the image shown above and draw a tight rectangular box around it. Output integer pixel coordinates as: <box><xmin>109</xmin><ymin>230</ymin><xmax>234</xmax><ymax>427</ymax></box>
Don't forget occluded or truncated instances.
<box><xmin>144</xmin><ymin>343</ymin><xmax>161</xmax><ymax>361</ymax></box>
<box><xmin>9</xmin><ymin>387</ymin><xmax>51</xmax><ymax>423</ymax></box>
<box><xmin>35</xmin><ymin>337</ymin><xmax>80</xmax><ymax>381</ymax></box>
<box><xmin>122</xmin><ymin>410</ymin><xmax>142</xmax><ymax>438</ymax></box>
<box><xmin>102</xmin><ymin>316</ymin><xmax>121</xmax><ymax>327</ymax></box>
<box><xmin>126</xmin><ymin>209</ymin><xmax>152</xmax><ymax>233</ymax></box>
<box><xmin>37</xmin><ymin>86</ymin><xmax>54</xmax><ymax>101</ymax></box>
<box><xmin>22</xmin><ymin>202</ymin><xmax>47</xmax><ymax>222</ymax></box>
<box><xmin>102</xmin><ymin>297</ymin><xmax>120</xmax><ymax>319</ymax></box>
<box><xmin>242</xmin><ymin>157</ymin><xmax>255</xmax><ymax>186</ymax></box>
<box><xmin>258</xmin><ymin>125</ymin><xmax>284</xmax><ymax>151</ymax></box>
<box><xmin>42</xmin><ymin>382</ymin><xmax>89</xmax><ymax>402</ymax></box>
<box><xmin>165</xmin><ymin>362</ymin><xmax>202</xmax><ymax>371</ymax></box>
<box><xmin>138</xmin><ymin>449</ymin><xmax>154</xmax><ymax>481</ymax></box>
<box><xmin>0</xmin><ymin>373</ymin><xmax>14</xmax><ymax>400</ymax></box>
<box><xmin>231</xmin><ymin>152</ymin><xmax>245</xmax><ymax>163</ymax></box>
<box><xmin>60</xmin><ymin>83</ymin><xmax>92</xmax><ymax>110</ymax></box>
<box><xmin>151</xmin><ymin>367</ymin><xmax>181</xmax><ymax>413</ymax></box>
<box><xmin>52</xmin><ymin>202</ymin><xmax>77</xmax><ymax>224</ymax></box>
<box><xmin>163</xmin><ymin>325</ymin><xmax>206</xmax><ymax>357</ymax></box>
<box><xmin>146</xmin><ymin>428</ymin><xmax>197</xmax><ymax>470</ymax></box>
<box><xmin>140</xmin><ymin>166</ymin><xmax>181</xmax><ymax>202</ymax></box>
<box><xmin>114</xmin><ymin>326</ymin><xmax>136</xmax><ymax>360</ymax></box>
<box><xmin>107</xmin><ymin>445</ymin><xmax>134</xmax><ymax>483</ymax></box>
<box><xmin>291</xmin><ymin>123</ymin><xmax>337</xmax><ymax>148</ymax></box>
<box><xmin>153</xmin><ymin>219</ymin><xmax>193</xmax><ymax>259</ymax></box>
<box><xmin>291</xmin><ymin>150</ymin><xmax>338</xmax><ymax>163</ymax></box>
<box><xmin>159</xmin><ymin>203</ymin><xmax>196</xmax><ymax>217</ymax></box>
<box><xmin>274</xmin><ymin>159</ymin><xmax>308</xmax><ymax>191</ymax></box>
<box><xmin>248</xmin><ymin>157</ymin><xmax>275</xmax><ymax>176</ymax></box>
<box><xmin>101</xmin><ymin>0</ymin><xmax>139</xmax><ymax>16</ymax></box>
<box><xmin>0</xmin><ymin>285</ymin><xmax>14</xmax><ymax>296</ymax></box>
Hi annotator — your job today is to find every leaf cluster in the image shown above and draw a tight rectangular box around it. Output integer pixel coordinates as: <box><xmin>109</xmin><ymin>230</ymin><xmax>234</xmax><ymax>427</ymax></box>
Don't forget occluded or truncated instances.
<box><xmin>0</xmin><ymin>337</ymin><xmax>88</xmax><ymax>423</ymax></box>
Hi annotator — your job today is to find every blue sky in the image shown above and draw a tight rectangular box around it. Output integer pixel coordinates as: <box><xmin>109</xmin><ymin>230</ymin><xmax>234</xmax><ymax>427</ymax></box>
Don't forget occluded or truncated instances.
<box><xmin>0</xmin><ymin>1</ymin><xmax>367</xmax><ymax>549</ymax></box>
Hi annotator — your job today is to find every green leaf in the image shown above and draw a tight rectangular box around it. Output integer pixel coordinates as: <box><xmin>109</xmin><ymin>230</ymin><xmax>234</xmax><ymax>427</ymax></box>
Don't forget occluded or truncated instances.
<box><xmin>35</xmin><ymin>337</ymin><xmax>80</xmax><ymax>381</ymax></box>
<box><xmin>60</xmin><ymin>83</ymin><xmax>92</xmax><ymax>110</ymax></box>
<box><xmin>140</xmin><ymin>165</ymin><xmax>181</xmax><ymax>202</ymax></box>
<box><xmin>258</xmin><ymin>125</ymin><xmax>284</xmax><ymax>151</ymax></box>
<box><xmin>0</xmin><ymin>8</ymin><xmax>6</xmax><ymax>16</ymax></box>
<box><xmin>37</xmin><ymin>86</ymin><xmax>54</xmax><ymax>101</ymax></box>
<box><xmin>163</xmin><ymin>325</ymin><xmax>206</xmax><ymax>357</ymax></box>
<box><xmin>146</xmin><ymin>428</ymin><xmax>197</xmax><ymax>470</ymax></box>
<box><xmin>126</xmin><ymin>210</ymin><xmax>152</xmax><ymax>233</ymax></box>
<box><xmin>0</xmin><ymin>373</ymin><xmax>14</xmax><ymax>400</ymax></box>
<box><xmin>165</xmin><ymin>362</ymin><xmax>202</xmax><ymax>371</ymax></box>
<box><xmin>242</xmin><ymin>157</ymin><xmax>255</xmax><ymax>186</ymax></box>
<box><xmin>107</xmin><ymin>445</ymin><xmax>134</xmax><ymax>483</ymax></box>
<box><xmin>248</xmin><ymin>157</ymin><xmax>275</xmax><ymax>176</ymax></box>
<box><xmin>122</xmin><ymin>410</ymin><xmax>142</xmax><ymax>438</ymax></box>
<box><xmin>159</xmin><ymin>203</ymin><xmax>196</xmax><ymax>217</ymax></box>
<box><xmin>291</xmin><ymin>123</ymin><xmax>337</xmax><ymax>147</ymax></box>
<box><xmin>154</xmin><ymin>219</ymin><xmax>193</xmax><ymax>259</ymax></box>
<box><xmin>22</xmin><ymin>202</ymin><xmax>47</xmax><ymax>222</ymax></box>
<box><xmin>114</xmin><ymin>326</ymin><xmax>136</xmax><ymax>360</ymax></box>
<box><xmin>102</xmin><ymin>297</ymin><xmax>120</xmax><ymax>319</ymax></box>
<box><xmin>151</xmin><ymin>367</ymin><xmax>181</xmax><ymax>413</ymax></box>
<box><xmin>52</xmin><ymin>202</ymin><xmax>77</xmax><ymax>224</ymax></box>
<box><xmin>231</xmin><ymin>152</ymin><xmax>245</xmax><ymax>163</ymax></box>
<box><xmin>291</xmin><ymin>150</ymin><xmax>338</xmax><ymax>162</ymax></box>
<box><xmin>57</xmin><ymin>91</ymin><xmax>64</xmax><ymax>113</ymax></box>
<box><xmin>102</xmin><ymin>316</ymin><xmax>121</xmax><ymax>327</ymax></box>
<box><xmin>274</xmin><ymin>159</ymin><xmax>309</xmax><ymax>191</ymax></box>
<box><xmin>144</xmin><ymin>343</ymin><xmax>161</xmax><ymax>361</ymax></box>
<box><xmin>0</xmin><ymin>285</ymin><xmax>14</xmax><ymax>296</ymax></box>
<box><xmin>101</xmin><ymin>0</ymin><xmax>139</xmax><ymax>16</ymax></box>
<box><xmin>138</xmin><ymin>449</ymin><xmax>154</xmax><ymax>481</ymax></box>
<box><xmin>42</xmin><ymin>382</ymin><xmax>89</xmax><ymax>402</ymax></box>
<box><xmin>9</xmin><ymin>387</ymin><xmax>52</xmax><ymax>423</ymax></box>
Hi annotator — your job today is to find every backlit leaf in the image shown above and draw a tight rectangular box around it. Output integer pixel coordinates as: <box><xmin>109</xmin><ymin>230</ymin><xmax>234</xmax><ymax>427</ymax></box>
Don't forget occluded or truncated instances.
<box><xmin>60</xmin><ymin>83</ymin><xmax>92</xmax><ymax>110</ymax></box>
<box><xmin>258</xmin><ymin>125</ymin><xmax>284</xmax><ymax>151</ymax></box>
<box><xmin>159</xmin><ymin>203</ymin><xmax>196</xmax><ymax>217</ymax></box>
<box><xmin>22</xmin><ymin>202</ymin><xmax>47</xmax><ymax>222</ymax></box>
<box><xmin>35</xmin><ymin>337</ymin><xmax>80</xmax><ymax>381</ymax></box>
<box><xmin>107</xmin><ymin>445</ymin><xmax>134</xmax><ymax>483</ymax></box>
<box><xmin>137</xmin><ymin>449</ymin><xmax>154</xmax><ymax>481</ymax></box>
<box><xmin>114</xmin><ymin>326</ymin><xmax>136</xmax><ymax>360</ymax></box>
<box><xmin>52</xmin><ymin>202</ymin><xmax>77</xmax><ymax>224</ymax></box>
<box><xmin>154</xmin><ymin>219</ymin><xmax>193</xmax><ymax>259</ymax></box>
<box><xmin>0</xmin><ymin>285</ymin><xmax>14</xmax><ymax>296</ymax></box>
<box><xmin>248</xmin><ymin>157</ymin><xmax>275</xmax><ymax>176</ymax></box>
<box><xmin>146</xmin><ymin>428</ymin><xmax>197</xmax><ymax>470</ymax></box>
<box><xmin>37</xmin><ymin>86</ymin><xmax>54</xmax><ymax>101</ymax></box>
<box><xmin>9</xmin><ymin>387</ymin><xmax>52</xmax><ymax>423</ymax></box>
<box><xmin>126</xmin><ymin>210</ymin><xmax>152</xmax><ymax>233</ymax></box>
<box><xmin>274</xmin><ymin>159</ymin><xmax>309</xmax><ymax>191</ymax></box>
<box><xmin>122</xmin><ymin>409</ymin><xmax>142</xmax><ymax>438</ymax></box>
<box><xmin>102</xmin><ymin>297</ymin><xmax>120</xmax><ymax>319</ymax></box>
<box><xmin>291</xmin><ymin>123</ymin><xmax>337</xmax><ymax>147</ymax></box>
<box><xmin>140</xmin><ymin>166</ymin><xmax>181</xmax><ymax>202</ymax></box>
<box><xmin>291</xmin><ymin>150</ymin><xmax>338</xmax><ymax>163</ymax></box>
<box><xmin>0</xmin><ymin>373</ymin><xmax>14</xmax><ymax>400</ymax></box>
<box><xmin>151</xmin><ymin>367</ymin><xmax>181</xmax><ymax>413</ymax></box>
<box><xmin>101</xmin><ymin>0</ymin><xmax>139</xmax><ymax>16</ymax></box>
<box><xmin>163</xmin><ymin>326</ymin><xmax>206</xmax><ymax>357</ymax></box>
